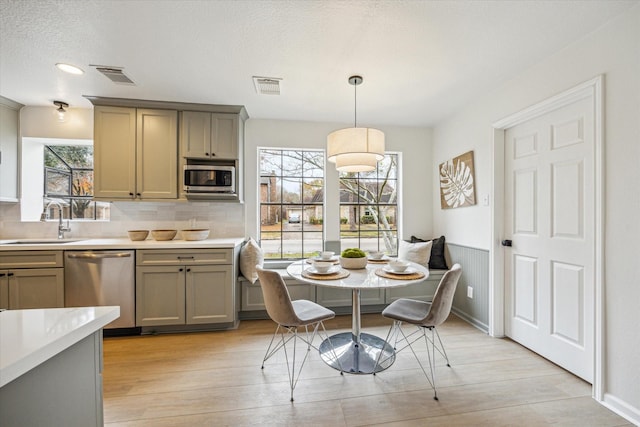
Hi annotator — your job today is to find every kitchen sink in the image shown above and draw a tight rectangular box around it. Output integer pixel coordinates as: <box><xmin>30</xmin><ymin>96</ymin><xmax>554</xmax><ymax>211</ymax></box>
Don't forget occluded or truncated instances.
<box><xmin>4</xmin><ymin>239</ymin><xmax>84</xmax><ymax>245</ymax></box>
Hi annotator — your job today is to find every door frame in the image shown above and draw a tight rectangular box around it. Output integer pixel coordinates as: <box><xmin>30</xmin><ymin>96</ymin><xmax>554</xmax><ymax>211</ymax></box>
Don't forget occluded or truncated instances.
<box><xmin>490</xmin><ymin>75</ymin><xmax>604</xmax><ymax>399</ymax></box>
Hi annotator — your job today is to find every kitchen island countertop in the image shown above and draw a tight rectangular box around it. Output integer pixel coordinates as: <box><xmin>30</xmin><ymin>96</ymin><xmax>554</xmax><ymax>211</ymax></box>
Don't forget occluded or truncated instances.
<box><xmin>0</xmin><ymin>306</ymin><xmax>120</xmax><ymax>388</ymax></box>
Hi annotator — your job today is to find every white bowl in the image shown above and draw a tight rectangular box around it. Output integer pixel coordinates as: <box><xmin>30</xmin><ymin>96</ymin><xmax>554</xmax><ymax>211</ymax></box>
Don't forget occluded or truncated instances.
<box><xmin>388</xmin><ymin>260</ymin><xmax>410</xmax><ymax>272</ymax></box>
<box><xmin>181</xmin><ymin>229</ymin><xmax>210</xmax><ymax>241</ymax></box>
<box><xmin>313</xmin><ymin>261</ymin><xmax>333</xmax><ymax>273</ymax></box>
<box><xmin>319</xmin><ymin>251</ymin><xmax>335</xmax><ymax>260</ymax></box>
<box><xmin>339</xmin><ymin>256</ymin><xmax>368</xmax><ymax>269</ymax></box>
<box><xmin>369</xmin><ymin>251</ymin><xmax>384</xmax><ymax>260</ymax></box>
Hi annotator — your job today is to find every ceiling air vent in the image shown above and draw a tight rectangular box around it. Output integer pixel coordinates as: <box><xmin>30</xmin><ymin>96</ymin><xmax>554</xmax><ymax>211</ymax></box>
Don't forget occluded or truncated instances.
<box><xmin>91</xmin><ymin>65</ymin><xmax>135</xmax><ymax>85</ymax></box>
<box><xmin>253</xmin><ymin>76</ymin><xmax>282</xmax><ymax>95</ymax></box>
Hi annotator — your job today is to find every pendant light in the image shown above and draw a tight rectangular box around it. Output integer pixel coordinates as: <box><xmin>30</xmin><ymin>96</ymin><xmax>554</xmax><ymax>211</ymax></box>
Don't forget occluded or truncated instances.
<box><xmin>327</xmin><ymin>75</ymin><xmax>385</xmax><ymax>172</ymax></box>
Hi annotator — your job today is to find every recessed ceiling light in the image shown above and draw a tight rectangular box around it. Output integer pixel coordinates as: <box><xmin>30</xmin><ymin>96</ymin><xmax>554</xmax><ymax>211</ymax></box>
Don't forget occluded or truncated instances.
<box><xmin>55</xmin><ymin>63</ymin><xmax>84</xmax><ymax>75</ymax></box>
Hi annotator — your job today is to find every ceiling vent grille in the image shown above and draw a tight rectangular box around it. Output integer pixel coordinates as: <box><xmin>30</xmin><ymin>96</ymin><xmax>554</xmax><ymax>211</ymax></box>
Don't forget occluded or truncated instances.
<box><xmin>91</xmin><ymin>65</ymin><xmax>135</xmax><ymax>85</ymax></box>
<box><xmin>253</xmin><ymin>76</ymin><xmax>282</xmax><ymax>95</ymax></box>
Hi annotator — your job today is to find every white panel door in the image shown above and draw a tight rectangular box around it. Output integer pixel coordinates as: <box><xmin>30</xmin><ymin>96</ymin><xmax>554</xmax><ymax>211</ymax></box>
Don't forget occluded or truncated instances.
<box><xmin>504</xmin><ymin>95</ymin><xmax>594</xmax><ymax>382</ymax></box>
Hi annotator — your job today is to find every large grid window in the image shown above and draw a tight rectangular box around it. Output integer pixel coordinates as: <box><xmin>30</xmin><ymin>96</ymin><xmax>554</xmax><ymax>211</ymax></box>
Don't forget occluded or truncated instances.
<box><xmin>44</xmin><ymin>145</ymin><xmax>110</xmax><ymax>220</ymax></box>
<box><xmin>339</xmin><ymin>154</ymin><xmax>399</xmax><ymax>256</ymax></box>
<box><xmin>259</xmin><ymin>149</ymin><xmax>324</xmax><ymax>260</ymax></box>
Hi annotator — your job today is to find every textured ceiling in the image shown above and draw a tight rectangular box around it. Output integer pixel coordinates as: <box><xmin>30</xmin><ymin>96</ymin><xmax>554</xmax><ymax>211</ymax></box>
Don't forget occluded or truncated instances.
<box><xmin>0</xmin><ymin>0</ymin><xmax>636</xmax><ymax>127</ymax></box>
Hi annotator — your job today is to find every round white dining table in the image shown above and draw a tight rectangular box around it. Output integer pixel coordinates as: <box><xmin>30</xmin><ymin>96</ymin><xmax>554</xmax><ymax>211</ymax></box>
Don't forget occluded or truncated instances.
<box><xmin>286</xmin><ymin>259</ymin><xmax>429</xmax><ymax>374</ymax></box>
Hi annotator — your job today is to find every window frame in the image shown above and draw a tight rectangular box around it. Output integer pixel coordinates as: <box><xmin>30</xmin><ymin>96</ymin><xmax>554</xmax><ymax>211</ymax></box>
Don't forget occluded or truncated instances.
<box><xmin>258</xmin><ymin>148</ymin><xmax>326</xmax><ymax>261</ymax></box>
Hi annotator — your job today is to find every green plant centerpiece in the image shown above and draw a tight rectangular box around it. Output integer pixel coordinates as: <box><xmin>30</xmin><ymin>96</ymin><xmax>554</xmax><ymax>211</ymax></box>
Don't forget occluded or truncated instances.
<box><xmin>339</xmin><ymin>247</ymin><xmax>368</xmax><ymax>269</ymax></box>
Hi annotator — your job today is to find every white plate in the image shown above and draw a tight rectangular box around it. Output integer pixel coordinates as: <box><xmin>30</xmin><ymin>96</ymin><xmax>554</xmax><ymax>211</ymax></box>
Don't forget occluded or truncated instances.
<box><xmin>383</xmin><ymin>266</ymin><xmax>417</xmax><ymax>275</ymax></box>
<box><xmin>368</xmin><ymin>255</ymin><xmax>389</xmax><ymax>261</ymax></box>
<box><xmin>306</xmin><ymin>265</ymin><xmax>341</xmax><ymax>275</ymax></box>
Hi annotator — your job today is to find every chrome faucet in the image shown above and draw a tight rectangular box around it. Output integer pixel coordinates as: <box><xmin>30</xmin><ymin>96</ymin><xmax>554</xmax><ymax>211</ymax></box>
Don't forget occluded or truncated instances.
<box><xmin>40</xmin><ymin>201</ymin><xmax>71</xmax><ymax>239</ymax></box>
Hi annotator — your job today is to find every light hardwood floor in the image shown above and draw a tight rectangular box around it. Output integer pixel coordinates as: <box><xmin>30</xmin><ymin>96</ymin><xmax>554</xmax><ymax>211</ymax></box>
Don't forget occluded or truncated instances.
<box><xmin>103</xmin><ymin>314</ymin><xmax>630</xmax><ymax>426</ymax></box>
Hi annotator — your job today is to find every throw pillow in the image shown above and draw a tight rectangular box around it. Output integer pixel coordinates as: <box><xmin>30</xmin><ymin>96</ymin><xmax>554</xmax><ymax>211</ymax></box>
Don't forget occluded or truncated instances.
<box><xmin>398</xmin><ymin>240</ymin><xmax>433</xmax><ymax>268</ymax></box>
<box><xmin>411</xmin><ymin>235</ymin><xmax>448</xmax><ymax>270</ymax></box>
<box><xmin>239</xmin><ymin>238</ymin><xmax>264</xmax><ymax>284</ymax></box>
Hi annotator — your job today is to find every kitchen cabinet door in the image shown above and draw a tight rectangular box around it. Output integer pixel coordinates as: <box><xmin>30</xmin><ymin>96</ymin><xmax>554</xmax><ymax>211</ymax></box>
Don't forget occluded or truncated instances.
<box><xmin>136</xmin><ymin>266</ymin><xmax>185</xmax><ymax>326</ymax></box>
<box><xmin>94</xmin><ymin>106</ymin><xmax>177</xmax><ymax>200</ymax></box>
<box><xmin>210</xmin><ymin>113</ymin><xmax>238</xmax><ymax>160</ymax></box>
<box><xmin>8</xmin><ymin>268</ymin><xmax>64</xmax><ymax>309</ymax></box>
<box><xmin>0</xmin><ymin>272</ymin><xmax>8</xmax><ymax>309</ymax></box>
<box><xmin>185</xmin><ymin>264</ymin><xmax>233</xmax><ymax>324</ymax></box>
<box><xmin>0</xmin><ymin>97</ymin><xmax>22</xmax><ymax>202</ymax></box>
<box><xmin>136</xmin><ymin>109</ymin><xmax>178</xmax><ymax>199</ymax></box>
<box><xmin>180</xmin><ymin>111</ymin><xmax>238</xmax><ymax>160</ymax></box>
<box><xmin>94</xmin><ymin>106</ymin><xmax>137</xmax><ymax>199</ymax></box>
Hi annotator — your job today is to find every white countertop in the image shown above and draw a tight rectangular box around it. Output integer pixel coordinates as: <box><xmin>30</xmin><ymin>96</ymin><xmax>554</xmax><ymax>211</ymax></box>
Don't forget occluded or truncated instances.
<box><xmin>0</xmin><ymin>306</ymin><xmax>120</xmax><ymax>388</ymax></box>
<box><xmin>0</xmin><ymin>237</ymin><xmax>245</xmax><ymax>251</ymax></box>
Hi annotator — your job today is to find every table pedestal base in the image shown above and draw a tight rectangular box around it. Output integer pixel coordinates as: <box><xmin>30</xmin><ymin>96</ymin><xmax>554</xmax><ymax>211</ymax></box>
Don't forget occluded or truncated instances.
<box><xmin>318</xmin><ymin>332</ymin><xmax>395</xmax><ymax>374</ymax></box>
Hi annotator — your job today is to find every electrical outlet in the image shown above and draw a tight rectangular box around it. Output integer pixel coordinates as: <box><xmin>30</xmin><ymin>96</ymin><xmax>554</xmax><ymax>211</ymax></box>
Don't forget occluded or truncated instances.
<box><xmin>467</xmin><ymin>286</ymin><xmax>473</xmax><ymax>299</ymax></box>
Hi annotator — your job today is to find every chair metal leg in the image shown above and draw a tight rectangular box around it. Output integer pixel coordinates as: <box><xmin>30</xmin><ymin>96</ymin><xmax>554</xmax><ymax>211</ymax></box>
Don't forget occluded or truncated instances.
<box><xmin>317</xmin><ymin>321</ymin><xmax>345</xmax><ymax>374</ymax></box>
<box><xmin>262</xmin><ymin>320</ymin><xmax>337</xmax><ymax>401</ymax></box>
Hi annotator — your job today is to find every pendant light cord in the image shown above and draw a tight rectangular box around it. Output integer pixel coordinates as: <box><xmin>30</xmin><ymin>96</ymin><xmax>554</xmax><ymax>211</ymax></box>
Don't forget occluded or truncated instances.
<box><xmin>354</xmin><ymin>82</ymin><xmax>358</xmax><ymax>128</ymax></box>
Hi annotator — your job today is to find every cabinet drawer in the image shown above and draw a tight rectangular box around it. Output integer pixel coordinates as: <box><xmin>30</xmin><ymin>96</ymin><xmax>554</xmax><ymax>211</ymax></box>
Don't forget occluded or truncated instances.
<box><xmin>0</xmin><ymin>251</ymin><xmax>63</xmax><ymax>269</ymax></box>
<box><xmin>136</xmin><ymin>249</ymin><xmax>232</xmax><ymax>266</ymax></box>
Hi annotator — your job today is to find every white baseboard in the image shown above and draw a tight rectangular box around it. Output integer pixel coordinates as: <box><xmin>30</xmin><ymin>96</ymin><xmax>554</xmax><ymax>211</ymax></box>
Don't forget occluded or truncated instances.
<box><xmin>600</xmin><ymin>392</ymin><xmax>640</xmax><ymax>426</ymax></box>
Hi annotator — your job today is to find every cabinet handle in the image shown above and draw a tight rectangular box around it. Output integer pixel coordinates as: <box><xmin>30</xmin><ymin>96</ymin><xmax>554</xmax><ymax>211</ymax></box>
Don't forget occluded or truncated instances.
<box><xmin>179</xmin><ymin>268</ymin><xmax>184</xmax><ymax>272</ymax></box>
<box><xmin>0</xmin><ymin>273</ymin><xmax>5</xmax><ymax>277</ymax></box>
<box><xmin>211</xmin><ymin>152</ymin><xmax>216</xmax><ymax>157</ymax></box>
<box><xmin>177</xmin><ymin>256</ymin><xmax>195</xmax><ymax>260</ymax></box>
<box><xmin>136</xmin><ymin>193</ymin><xmax>141</xmax><ymax>197</ymax></box>
<box><xmin>129</xmin><ymin>192</ymin><xmax>134</xmax><ymax>197</ymax></box>
<box><xmin>7</xmin><ymin>273</ymin><xmax>14</xmax><ymax>277</ymax></box>
<box><xmin>187</xmin><ymin>268</ymin><xmax>191</xmax><ymax>272</ymax></box>
<box><xmin>205</xmin><ymin>152</ymin><xmax>209</xmax><ymax>156</ymax></box>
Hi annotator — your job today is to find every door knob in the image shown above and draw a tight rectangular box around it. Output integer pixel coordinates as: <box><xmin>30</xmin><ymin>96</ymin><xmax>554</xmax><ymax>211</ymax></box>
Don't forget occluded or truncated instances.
<box><xmin>501</xmin><ymin>240</ymin><xmax>512</xmax><ymax>247</ymax></box>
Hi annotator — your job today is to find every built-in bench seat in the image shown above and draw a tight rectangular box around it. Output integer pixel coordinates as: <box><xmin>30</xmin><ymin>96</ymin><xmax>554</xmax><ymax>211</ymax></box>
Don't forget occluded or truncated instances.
<box><xmin>237</xmin><ymin>266</ymin><xmax>446</xmax><ymax>320</ymax></box>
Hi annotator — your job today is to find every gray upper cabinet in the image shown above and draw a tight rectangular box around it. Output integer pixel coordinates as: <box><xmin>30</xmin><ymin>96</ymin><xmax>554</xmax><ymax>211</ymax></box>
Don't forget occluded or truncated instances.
<box><xmin>180</xmin><ymin>111</ymin><xmax>239</xmax><ymax>160</ymax></box>
<box><xmin>0</xmin><ymin>96</ymin><xmax>23</xmax><ymax>203</ymax></box>
<box><xmin>94</xmin><ymin>106</ymin><xmax>178</xmax><ymax>200</ymax></box>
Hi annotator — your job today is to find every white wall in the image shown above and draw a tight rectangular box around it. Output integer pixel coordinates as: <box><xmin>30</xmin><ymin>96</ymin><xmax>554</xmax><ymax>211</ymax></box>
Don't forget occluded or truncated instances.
<box><xmin>432</xmin><ymin>5</ymin><xmax>640</xmax><ymax>422</ymax></box>
<box><xmin>244</xmin><ymin>119</ymin><xmax>433</xmax><ymax>243</ymax></box>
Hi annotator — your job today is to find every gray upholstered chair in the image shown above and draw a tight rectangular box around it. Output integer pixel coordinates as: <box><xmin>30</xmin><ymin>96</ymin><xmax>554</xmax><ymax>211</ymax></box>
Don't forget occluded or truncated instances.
<box><xmin>256</xmin><ymin>266</ymin><xmax>342</xmax><ymax>401</ymax></box>
<box><xmin>375</xmin><ymin>263</ymin><xmax>462</xmax><ymax>400</ymax></box>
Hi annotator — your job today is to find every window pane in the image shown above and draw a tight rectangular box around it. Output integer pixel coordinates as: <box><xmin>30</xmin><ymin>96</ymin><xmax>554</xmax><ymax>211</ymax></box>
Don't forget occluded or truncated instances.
<box><xmin>71</xmin><ymin>199</ymin><xmax>94</xmax><ymax>219</ymax></box>
<box><xmin>46</xmin><ymin>170</ymin><xmax>70</xmax><ymax>195</ymax></box>
<box><xmin>72</xmin><ymin>170</ymin><xmax>93</xmax><ymax>196</ymax></box>
<box><xmin>282</xmin><ymin>150</ymin><xmax>303</xmax><ymax>177</ymax></box>
<box><xmin>260</xmin><ymin>150</ymin><xmax>282</xmax><ymax>176</ymax></box>
<box><xmin>303</xmin><ymin>232</ymin><xmax>323</xmax><ymax>258</ymax></box>
<box><xmin>282</xmin><ymin>178</ymin><xmax>301</xmax><ymax>203</ymax></box>
<box><xmin>282</xmin><ymin>232</ymin><xmax>302</xmax><ymax>259</ymax></box>
<box><xmin>338</xmin><ymin>153</ymin><xmax>400</xmax><ymax>255</ymax></box>
<box><xmin>258</xmin><ymin>149</ymin><xmax>324</xmax><ymax>260</ymax></box>
<box><xmin>303</xmin><ymin>178</ymin><xmax>323</xmax><ymax>203</ymax></box>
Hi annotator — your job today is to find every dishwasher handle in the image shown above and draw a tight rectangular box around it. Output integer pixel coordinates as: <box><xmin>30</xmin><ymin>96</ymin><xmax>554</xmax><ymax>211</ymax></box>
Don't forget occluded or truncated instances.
<box><xmin>67</xmin><ymin>252</ymin><xmax>132</xmax><ymax>259</ymax></box>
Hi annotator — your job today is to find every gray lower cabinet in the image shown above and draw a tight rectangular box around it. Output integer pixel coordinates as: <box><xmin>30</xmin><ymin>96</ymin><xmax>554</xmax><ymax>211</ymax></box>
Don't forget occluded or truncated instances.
<box><xmin>135</xmin><ymin>249</ymin><xmax>235</xmax><ymax>327</ymax></box>
<box><xmin>0</xmin><ymin>251</ymin><xmax>64</xmax><ymax>310</ymax></box>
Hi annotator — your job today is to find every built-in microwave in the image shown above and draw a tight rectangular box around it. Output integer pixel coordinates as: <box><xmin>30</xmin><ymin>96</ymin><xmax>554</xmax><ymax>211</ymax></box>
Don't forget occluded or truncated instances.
<box><xmin>183</xmin><ymin>165</ymin><xmax>235</xmax><ymax>193</ymax></box>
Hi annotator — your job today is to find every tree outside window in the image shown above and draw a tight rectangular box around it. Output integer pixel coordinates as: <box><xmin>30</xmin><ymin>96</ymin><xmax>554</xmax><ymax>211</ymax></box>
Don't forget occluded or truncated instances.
<box><xmin>259</xmin><ymin>149</ymin><xmax>324</xmax><ymax>260</ymax></box>
<box><xmin>339</xmin><ymin>154</ymin><xmax>399</xmax><ymax>256</ymax></box>
<box><xmin>44</xmin><ymin>145</ymin><xmax>110</xmax><ymax>220</ymax></box>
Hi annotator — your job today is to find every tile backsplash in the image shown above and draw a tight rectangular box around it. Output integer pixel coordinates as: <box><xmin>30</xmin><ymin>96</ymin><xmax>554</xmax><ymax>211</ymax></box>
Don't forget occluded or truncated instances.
<box><xmin>0</xmin><ymin>201</ymin><xmax>245</xmax><ymax>239</ymax></box>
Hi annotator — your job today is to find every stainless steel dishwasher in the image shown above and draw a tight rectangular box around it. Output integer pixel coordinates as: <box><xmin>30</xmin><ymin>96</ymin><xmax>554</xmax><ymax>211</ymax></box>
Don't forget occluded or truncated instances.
<box><xmin>64</xmin><ymin>250</ymin><xmax>135</xmax><ymax>329</ymax></box>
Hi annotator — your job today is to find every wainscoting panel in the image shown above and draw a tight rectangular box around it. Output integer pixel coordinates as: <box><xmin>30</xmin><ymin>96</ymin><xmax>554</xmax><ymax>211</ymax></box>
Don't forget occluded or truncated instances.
<box><xmin>447</xmin><ymin>243</ymin><xmax>490</xmax><ymax>333</ymax></box>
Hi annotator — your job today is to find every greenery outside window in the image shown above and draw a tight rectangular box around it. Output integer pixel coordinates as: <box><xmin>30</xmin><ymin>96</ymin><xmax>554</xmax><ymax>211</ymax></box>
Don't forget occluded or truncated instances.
<box><xmin>44</xmin><ymin>145</ymin><xmax>110</xmax><ymax>220</ymax></box>
<box><xmin>259</xmin><ymin>149</ymin><xmax>324</xmax><ymax>260</ymax></box>
<box><xmin>339</xmin><ymin>154</ymin><xmax>399</xmax><ymax>256</ymax></box>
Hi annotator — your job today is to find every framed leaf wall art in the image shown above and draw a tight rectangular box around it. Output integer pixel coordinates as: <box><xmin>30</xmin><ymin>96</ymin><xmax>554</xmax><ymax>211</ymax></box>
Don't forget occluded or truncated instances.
<box><xmin>439</xmin><ymin>150</ymin><xmax>476</xmax><ymax>209</ymax></box>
